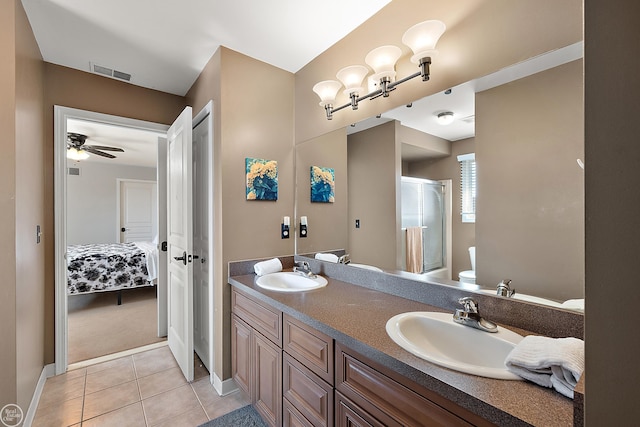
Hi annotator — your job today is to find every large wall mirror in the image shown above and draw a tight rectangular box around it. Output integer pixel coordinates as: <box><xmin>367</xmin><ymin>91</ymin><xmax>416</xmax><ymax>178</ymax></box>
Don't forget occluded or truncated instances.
<box><xmin>294</xmin><ymin>10</ymin><xmax>584</xmax><ymax>313</ymax></box>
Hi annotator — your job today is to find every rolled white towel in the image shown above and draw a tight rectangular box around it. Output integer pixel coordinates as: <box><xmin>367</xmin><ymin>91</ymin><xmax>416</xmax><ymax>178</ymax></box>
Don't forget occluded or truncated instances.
<box><xmin>562</xmin><ymin>299</ymin><xmax>585</xmax><ymax>312</ymax></box>
<box><xmin>315</xmin><ymin>253</ymin><xmax>339</xmax><ymax>263</ymax></box>
<box><xmin>253</xmin><ymin>258</ymin><xmax>282</xmax><ymax>276</ymax></box>
<box><xmin>505</xmin><ymin>335</ymin><xmax>584</xmax><ymax>398</ymax></box>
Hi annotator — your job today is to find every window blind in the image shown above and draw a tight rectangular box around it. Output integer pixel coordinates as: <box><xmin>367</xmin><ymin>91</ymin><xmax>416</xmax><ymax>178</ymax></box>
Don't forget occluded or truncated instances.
<box><xmin>457</xmin><ymin>153</ymin><xmax>476</xmax><ymax>223</ymax></box>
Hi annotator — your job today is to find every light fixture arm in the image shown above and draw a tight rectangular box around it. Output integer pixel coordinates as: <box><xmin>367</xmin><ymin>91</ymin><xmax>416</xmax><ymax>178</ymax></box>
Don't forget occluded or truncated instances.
<box><xmin>321</xmin><ymin>58</ymin><xmax>432</xmax><ymax>120</ymax></box>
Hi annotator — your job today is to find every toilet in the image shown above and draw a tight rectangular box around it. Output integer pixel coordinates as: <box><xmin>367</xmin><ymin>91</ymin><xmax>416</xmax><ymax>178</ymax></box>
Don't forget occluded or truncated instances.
<box><xmin>458</xmin><ymin>247</ymin><xmax>476</xmax><ymax>284</ymax></box>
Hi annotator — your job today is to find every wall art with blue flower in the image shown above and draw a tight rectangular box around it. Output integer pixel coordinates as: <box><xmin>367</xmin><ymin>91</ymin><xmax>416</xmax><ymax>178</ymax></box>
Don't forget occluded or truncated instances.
<box><xmin>246</xmin><ymin>157</ymin><xmax>278</xmax><ymax>201</ymax></box>
<box><xmin>310</xmin><ymin>165</ymin><xmax>335</xmax><ymax>203</ymax></box>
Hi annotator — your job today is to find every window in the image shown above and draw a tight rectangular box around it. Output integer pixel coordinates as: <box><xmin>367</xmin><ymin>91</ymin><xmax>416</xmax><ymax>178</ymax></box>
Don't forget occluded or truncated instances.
<box><xmin>457</xmin><ymin>153</ymin><xmax>476</xmax><ymax>223</ymax></box>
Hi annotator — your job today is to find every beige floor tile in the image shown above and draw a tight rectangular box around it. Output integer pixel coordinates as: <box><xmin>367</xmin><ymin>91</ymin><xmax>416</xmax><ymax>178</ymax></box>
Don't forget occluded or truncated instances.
<box><xmin>138</xmin><ymin>366</ymin><xmax>188</xmax><ymax>399</ymax></box>
<box><xmin>83</xmin><ymin>380</ymin><xmax>141</xmax><ymax>420</ymax></box>
<box><xmin>32</xmin><ymin>396</ymin><xmax>83</xmax><ymax>427</ymax></box>
<box><xmin>133</xmin><ymin>346</ymin><xmax>178</xmax><ymax>378</ymax></box>
<box><xmin>62</xmin><ymin>367</ymin><xmax>87</xmax><ymax>381</ymax></box>
<box><xmin>86</xmin><ymin>355</ymin><xmax>135</xmax><ymax>375</ymax></box>
<box><xmin>190</xmin><ymin>381</ymin><xmax>252</xmax><ymax>420</ymax></box>
<box><xmin>150</xmin><ymin>406</ymin><xmax>208</xmax><ymax>427</ymax></box>
<box><xmin>37</xmin><ymin>375</ymin><xmax>85</xmax><ymax>408</ymax></box>
<box><xmin>82</xmin><ymin>402</ymin><xmax>146</xmax><ymax>427</ymax></box>
<box><xmin>141</xmin><ymin>384</ymin><xmax>201</xmax><ymax>426</ymax></box>
<box><xmin>85</xmin><ymin>361</ymin><xmax>136</xmax><ymax>394</ymax></box>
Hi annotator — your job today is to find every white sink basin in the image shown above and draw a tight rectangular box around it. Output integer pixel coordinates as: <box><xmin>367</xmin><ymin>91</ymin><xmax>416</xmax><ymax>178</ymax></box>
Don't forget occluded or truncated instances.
<box><xmin>255</xmin><ymin>272</ymin><xmax>328</xmax><ymax>292</ymax></box>
<box><xmin>386</xmin><ymin>311</ymin><xmax>523</xmax><ymax>380</ymax></box>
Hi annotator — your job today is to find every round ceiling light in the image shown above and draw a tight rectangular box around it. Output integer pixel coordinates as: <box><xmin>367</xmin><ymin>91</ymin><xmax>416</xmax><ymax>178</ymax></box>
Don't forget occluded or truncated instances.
<box><xmin>437</xmin><ymin>111</ymin><xmax>454</xmax><ymax>125</ymax></box>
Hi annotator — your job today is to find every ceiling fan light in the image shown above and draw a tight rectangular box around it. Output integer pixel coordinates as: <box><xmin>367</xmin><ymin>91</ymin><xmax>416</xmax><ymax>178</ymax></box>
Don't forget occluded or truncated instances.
<box><xmin>402</xmin><ymin>20</ymin><xmax>446</xmax><ymax>64</ymax></box>
<box><xmin>67</xmin><ymin>147</ymin><xmax>89</xmax><ymax>160</ymax></box>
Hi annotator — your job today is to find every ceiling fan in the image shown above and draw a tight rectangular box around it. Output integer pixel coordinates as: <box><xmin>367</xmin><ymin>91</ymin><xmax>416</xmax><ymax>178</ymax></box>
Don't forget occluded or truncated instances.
<box><xmin>67</xmin><ymin>132</ymin><xmax>124</xmax><ymax>160</ymax></box>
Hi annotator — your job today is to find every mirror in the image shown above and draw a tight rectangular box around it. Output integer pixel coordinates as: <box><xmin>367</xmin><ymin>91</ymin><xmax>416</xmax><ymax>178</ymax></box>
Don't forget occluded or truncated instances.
<box><xmin>295</xmin><ymin>45</ymin><xmax>584</xmax><ymax>312</ymax></box>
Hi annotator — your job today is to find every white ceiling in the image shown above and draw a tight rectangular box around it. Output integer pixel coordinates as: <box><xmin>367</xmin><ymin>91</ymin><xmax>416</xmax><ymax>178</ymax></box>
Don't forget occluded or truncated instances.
<box><xmin>21</xmin><ymin>0</ymin><xmax>391</xmax><ymax>96</ymax></box>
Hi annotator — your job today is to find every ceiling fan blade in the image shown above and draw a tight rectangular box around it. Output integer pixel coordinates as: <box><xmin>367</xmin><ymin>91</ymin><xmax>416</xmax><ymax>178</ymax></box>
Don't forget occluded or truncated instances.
<box><xmin>84</xmin><ymin>147</ymin><xmax>117</xmax><ymax>159</ymax></box>
<box><xmin>86</xmin><ymin>145</ymin><xmax>124</xmax><ymax>152</ymax></box>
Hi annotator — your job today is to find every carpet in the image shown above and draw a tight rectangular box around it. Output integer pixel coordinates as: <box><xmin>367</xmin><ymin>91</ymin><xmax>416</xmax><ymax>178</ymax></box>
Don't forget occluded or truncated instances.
<box><xmin>68</xmin><ymin>286</ymin><xmax>165</xmax><ymax>363</ymax></box>
<box><xmin>198</xmin><ymin>405</ymin><xmax>267</xmax><ymax>427</ymax></box>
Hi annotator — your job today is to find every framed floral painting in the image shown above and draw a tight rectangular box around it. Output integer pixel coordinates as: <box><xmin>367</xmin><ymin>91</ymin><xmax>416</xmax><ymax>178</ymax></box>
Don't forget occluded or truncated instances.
<box><xmin>246</xmin><ymin>157</ymin><xmax>278</xmax><ymax>200</ymax></box>
<box><xmin>310</xmin><ymin>166</ymin><xmax>335</xmax><ymax>203</ymax></box>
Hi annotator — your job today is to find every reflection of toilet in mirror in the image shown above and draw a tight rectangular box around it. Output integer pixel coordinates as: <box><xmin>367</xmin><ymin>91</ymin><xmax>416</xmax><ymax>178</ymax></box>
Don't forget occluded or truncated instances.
<box><xmin>458</xmin><ymin>247</ymin><xmax>476</xmax><ymax>284</ymax></box>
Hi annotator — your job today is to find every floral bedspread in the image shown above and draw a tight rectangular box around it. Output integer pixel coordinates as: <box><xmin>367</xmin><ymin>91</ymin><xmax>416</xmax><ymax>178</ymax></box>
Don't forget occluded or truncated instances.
<box><xmin>67</xmin><ymin>242</ymin><xmax>152</xmax><ymax>295</ymax></box>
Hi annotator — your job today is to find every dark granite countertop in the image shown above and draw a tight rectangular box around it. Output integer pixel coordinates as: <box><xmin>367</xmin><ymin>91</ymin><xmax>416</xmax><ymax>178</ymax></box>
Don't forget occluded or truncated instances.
<box><xmin>229</xmin><ymin>272</ymin><xmax>574</xmax><ymax>427</ymax></box>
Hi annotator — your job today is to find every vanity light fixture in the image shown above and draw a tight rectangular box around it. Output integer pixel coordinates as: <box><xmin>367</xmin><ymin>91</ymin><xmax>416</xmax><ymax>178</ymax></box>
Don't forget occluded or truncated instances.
<box><xmin>312</xmin><ymin>20</ymin><xmax>446</xmax><ymax>120</ymax></box>
<box><xmin>437</xmin><ymin>111</ymin><xmax>454</xmax><ymax>125</ymax></box>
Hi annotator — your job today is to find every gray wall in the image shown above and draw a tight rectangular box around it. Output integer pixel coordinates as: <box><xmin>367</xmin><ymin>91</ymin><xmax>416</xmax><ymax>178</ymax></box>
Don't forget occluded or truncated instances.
<box><xmin>66</xmin><ymin>162</ymin><xmax>157</xmax><ymax>245</ymax></box>
<box><xmin>585</xmin><ymin>0</ymin><xmax>640</xmax><ymax>422</ymax></box>
<box><xmin>348</xmin><ymin>121</ymin><xmax>401</xmax><ymax>270</ymax></box>
<box><xmin>407</xmin><ymin>137</ymin><xmax>476</xmax><ymax>279</ymax></box>
<box><xmin>475</xmin><ymin>59</ymin><xmax>584</xmax><ymax>301</ymax></box>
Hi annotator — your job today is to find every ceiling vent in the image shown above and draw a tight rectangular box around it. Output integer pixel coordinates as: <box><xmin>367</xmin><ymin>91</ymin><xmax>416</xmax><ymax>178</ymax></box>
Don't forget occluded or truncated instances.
<box><xmin>90</xmin><ymin>62</ymin><xmax>132</xmax><ymax>82</ymax></box>
<box><xmin>67</xmin><ymin>167</ymin><xmax>81</xmax><ymax>176</ymax></box>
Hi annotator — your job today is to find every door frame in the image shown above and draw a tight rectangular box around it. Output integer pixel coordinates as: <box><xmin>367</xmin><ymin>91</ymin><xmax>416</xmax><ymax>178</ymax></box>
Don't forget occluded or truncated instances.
<box><xmin>54</xmin><ymin>106</ymin><xmax>169</xmax><ymax>375</ymax></box>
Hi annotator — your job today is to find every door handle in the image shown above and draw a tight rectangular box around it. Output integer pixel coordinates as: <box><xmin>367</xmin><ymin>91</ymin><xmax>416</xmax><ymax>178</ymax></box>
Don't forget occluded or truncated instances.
<box><xmin>161</xmin><ymin>241</ymin><xmax>167</xmax><ymax>252</ymax></box>
<box><xmin>121</xmin><ymin>227</ymin><xmax>126</xmax><ymax>232</ymax></box>
<box><xmin>173</xmin><ymin>251</ymin><xmax>187</xmax><ymax>266</ymax></box>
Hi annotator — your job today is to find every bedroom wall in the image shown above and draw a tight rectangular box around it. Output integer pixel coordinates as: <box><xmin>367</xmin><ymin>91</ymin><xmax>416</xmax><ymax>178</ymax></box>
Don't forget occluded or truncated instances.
<box><xmin>66</xmin><ymin>162</ymin><xmax>157</xmax><ymax>245</ymax></box>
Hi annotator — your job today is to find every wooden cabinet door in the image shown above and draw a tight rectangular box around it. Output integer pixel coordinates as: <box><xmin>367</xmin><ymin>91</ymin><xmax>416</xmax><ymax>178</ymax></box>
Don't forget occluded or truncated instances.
<box><xmin>231</xmin><ymin>314</ymin><xmax>252</xmax><ymax>398</ymax></box>
<box><xmin>254</xmin><ymin>331</ymin><xmax>282</xmax><ymax>427</ymax></box>
<box><xmin>335</xmin><ymin>391</ymin><xmax>385</xmax><ymax>427</ymax></box>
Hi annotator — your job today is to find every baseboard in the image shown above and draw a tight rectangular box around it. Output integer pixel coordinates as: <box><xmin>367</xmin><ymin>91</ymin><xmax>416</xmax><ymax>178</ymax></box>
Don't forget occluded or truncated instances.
<box><xmin>23</xmin><ymin>363</ymin><xmax>55</xmax><ymax>427</ymax></box>
<box><xmin>212</xmin><ymin>373</ymin><xmax>239</xmax><ymax>396</ymax></box>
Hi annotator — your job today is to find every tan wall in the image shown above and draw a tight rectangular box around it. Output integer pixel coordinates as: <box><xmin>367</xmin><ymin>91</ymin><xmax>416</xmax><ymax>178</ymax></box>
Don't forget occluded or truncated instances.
<box><xmin>294</xmin><ymin>0</ymin><xmax>582</xmax><ymax>144</ymax></box>
<box><xmin>296</xmin><ymin>128</ymin><xmax>348</xmax><ymax>255</ymax></box>
<box><xmin>14</xmin><ymin>0</ymin><xmax>45</xmax><ymax>410</ymax></box>
<box><xmin>584</xmin><ymin>0</ymin><xmax>640</xmax><ymax>422</ymax></box>
<box><xmin>187</xmin><ymin>47</ymin><xmax>295</xmax><ymax>380</ymax></box>
<box><xmin>407</xmin><ymin>138</ymin><xmax>476</xmax><ymax>278</ymax></box>
<box><xmin>475</xmin><ymin>60</ymin><xmax>584</xmax><ymax>301</ymax></box>
<box><xmin>0</xmin><ymin>0</ymin><xmax>18</xmax><ymax>409</ymax></box>
<box><xmin>43</xmin><ymin>64</ymin><xmax>186</xmax><ymax>363</ymax></box>
<box><xmin>347</xmin><ymin>121</ymin><xmax>401</xmax><ymax>270</ymax></box>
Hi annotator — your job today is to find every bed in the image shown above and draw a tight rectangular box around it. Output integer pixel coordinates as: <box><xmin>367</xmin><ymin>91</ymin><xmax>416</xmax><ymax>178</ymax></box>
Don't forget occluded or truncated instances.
<box><xmin>67</xmin><ymin>241</ymin><xmax>159</xmax><ymax>303</ymax></box>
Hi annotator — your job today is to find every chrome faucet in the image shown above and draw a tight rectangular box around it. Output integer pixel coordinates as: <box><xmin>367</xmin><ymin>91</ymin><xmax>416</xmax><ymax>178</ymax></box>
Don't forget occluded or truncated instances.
<box><xmin>496</xmin><ymin>279</ymin><xmax>515</xmax><ymax>297</ymax></box>
<box><xmin>293</xmin><ymin>261</ymin><xmax>317</xmax><ymax>278</ymax></box>
<box><xmin>453</xmin><ymin>297</ymin><xmax>498</xmax><ymax>333</ymax></box>
<box><xmin>338</xmin><ymin>254</ymin><xmax>351</xmax><ymax>264</ymax></box>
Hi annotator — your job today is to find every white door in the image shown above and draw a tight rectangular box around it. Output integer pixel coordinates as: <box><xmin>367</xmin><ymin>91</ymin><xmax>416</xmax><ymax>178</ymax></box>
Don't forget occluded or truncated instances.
<box><xmin>167</xmin><ymin>106</ymin><xmax>194</xmax><ymax>381</ymax></box>
<box><xmin>157</xmin><ymin>137</ymin><xmax>168</xmax><ymax>337</ymax></box>
<box><xmin>120</xmin><ymin>180</ymin><xmax>157</xmax><ymax>242</ymax></box>
<box><xmin>192</xmin><ymin>111</ymin><xmax>211</xmax><ymax>372</ymax></box>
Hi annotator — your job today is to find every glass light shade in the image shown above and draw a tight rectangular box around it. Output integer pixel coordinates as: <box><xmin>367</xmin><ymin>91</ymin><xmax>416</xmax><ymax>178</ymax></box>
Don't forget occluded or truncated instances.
<box><xmin>336</xmin><ymin>65</ymin><xmax>369</xmax><ymax>96</ymax></box>
<box><xmin>365</xmin><ymin>45</ymin><xmax>402</xmax><ymax>81</ymax></box>
<box><xmin>67</xmin><ymin>147</ymin><xmax>89</xmax><ymax>160</ymax></box>
<box><xmin>402</xmin><ymin>20</ymin><xmax>446</xmax><ymax>64</ymax></box>
<box><xmin>312</xmin><ymin>80</ymin><xmax>342</xmax><ymax>106</ymax></box>
<box><xmin>437</xmin><ymin>111</ymin><xmax>454</xmax><ymax>125</ymax></box>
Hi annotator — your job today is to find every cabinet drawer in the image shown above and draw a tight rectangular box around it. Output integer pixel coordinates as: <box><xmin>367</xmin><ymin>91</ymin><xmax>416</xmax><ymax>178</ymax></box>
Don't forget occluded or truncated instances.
<box><xmin>284</xmin><ymin>315</ymin><xmax>334</xmax><ymax>385</ymax></box>
<box><xmin>336</xmin><ymin>347</ymin><xmax>473</xmax><ymax>427</ymax></box>
<box><xmin>284</xmin><ymin>353</ymin><xmax>334</xmax><ymax>427</ymax></box>
<box><xmin>335</xmin><ymin>391</ymin><xmax>385</xmax><ymax>427</ymax></box>
<box><xmin>284</xmin><ymin>398</ymin><xmax>314</xmax><ymax>427</ymax></box>
<box><xmin>232</xmin><ymin>288</ymin><xmax>282</xmax><ymax>345</ymax></box>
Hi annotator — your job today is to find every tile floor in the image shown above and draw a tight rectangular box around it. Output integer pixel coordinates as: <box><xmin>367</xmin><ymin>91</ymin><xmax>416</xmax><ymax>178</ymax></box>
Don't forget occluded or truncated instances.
<box><xmin>32</xmin><ymin>345</ymin><xmax>250</xmax><ymax>427</ymax></box>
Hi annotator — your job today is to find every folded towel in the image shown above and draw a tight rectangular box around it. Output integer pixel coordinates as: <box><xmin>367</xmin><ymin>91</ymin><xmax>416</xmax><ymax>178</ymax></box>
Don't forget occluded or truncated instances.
<box><xmin>253</xmin><ymin>258</ymin><xmax>282</xmax><ymax>276</ymax></box>
<box><xmin>505</xmin><ymin>335</ymin><xmax>584</xmax><ymax>398</ymax></box>
<box><xmin>405</xmin><ymin>227</ymin><xmax>423</xmax><ymax>273</ymax></box>
<box><xmin>315</xmin><ymin>253</ymin><xmax>339</xmax><ymax>263</ymax></box>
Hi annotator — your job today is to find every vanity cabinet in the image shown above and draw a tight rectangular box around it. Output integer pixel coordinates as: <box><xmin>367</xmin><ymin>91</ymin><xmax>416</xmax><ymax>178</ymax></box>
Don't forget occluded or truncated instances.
<box><xmin>232</xmin><ymin>289</ymin><xmax>283</xmax><ymax>427</ymax></box>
